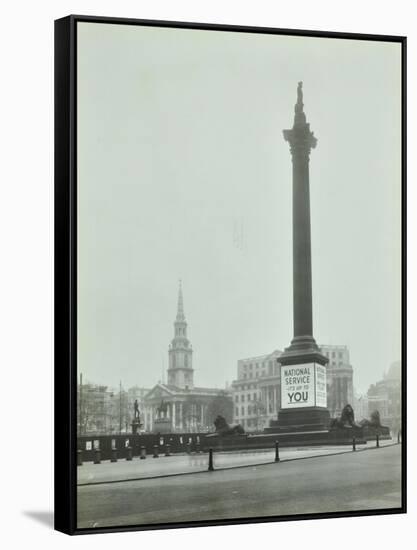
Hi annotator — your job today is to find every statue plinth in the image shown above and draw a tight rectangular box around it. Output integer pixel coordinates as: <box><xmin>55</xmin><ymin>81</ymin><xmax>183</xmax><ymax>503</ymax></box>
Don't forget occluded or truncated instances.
<box><xmin>131</xmin><ymin>420</ymin><xmax>141</xmax><ymax>435</ymax></box>
<box><xmin>153</xmin><ymin>418</ymin><xmax>172</xmax><ymax>434</ymax></box>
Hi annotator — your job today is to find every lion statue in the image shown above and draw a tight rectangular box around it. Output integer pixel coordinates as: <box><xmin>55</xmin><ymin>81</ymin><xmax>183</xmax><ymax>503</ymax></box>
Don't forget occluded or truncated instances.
<box><xmin>359</xmin><ymin>410</ymin><xmax>382</xmax><ymax>428</ymax></box>
<box><xmin>213</xmin><ymin>415</ymin><xmax>245</xmax><ymax>436</ymax></box>
<box><xmin>330</xmin><ymin>404</ymin><xmax>359</xmax><ymax>430</ymax></box>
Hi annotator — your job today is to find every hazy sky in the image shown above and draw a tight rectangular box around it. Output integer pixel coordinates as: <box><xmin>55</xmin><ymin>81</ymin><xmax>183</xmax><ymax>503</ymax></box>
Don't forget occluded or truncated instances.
<box><xmin>77</xmin><ymin>23</ymin><xmax>401</xmax><ymax>395</ymax></box>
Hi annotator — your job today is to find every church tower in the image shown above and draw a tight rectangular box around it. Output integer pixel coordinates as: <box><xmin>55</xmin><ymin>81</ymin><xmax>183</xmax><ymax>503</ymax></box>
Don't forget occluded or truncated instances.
<box><xmin>168</xmin><ymin>281</ymin><xmax>194</xmax><ymax>389</ymax></box>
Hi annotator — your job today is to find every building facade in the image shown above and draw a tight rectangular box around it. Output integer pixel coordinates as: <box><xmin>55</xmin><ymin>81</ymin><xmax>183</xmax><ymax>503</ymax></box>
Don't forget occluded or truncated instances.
<box><xmin>353</xmin><ymin>393</ymin><xmax>369</xmax><ymax>422</ymax></box>
<box><xmin>231</xmin><ymin>344</ymin><xmax>354</xmax><ymax>431</ymax></box>
<box><xmin>142</xmin><ymin>283</ymin><xmax>232</xmax><ymax>433</ymax></box>
<box><xmin>231</xmin><ymin>350</ymin><xmax>282</xmax><ymax>432</ymax></box>
<box><xmin>77</xmin><ymin>382</ymin><xmax>151</xmax><ymax>435</ymax></box>
<box><xmin>77</xmin><ymin>382</ymin><xmax>112</xmax><ymax>435</ymax></box>
<box><xmin>320</xmin><ymin>344</ymin><xmax>354</xmax><ymax>418</ymax></box>
<box><xmin>367</xmin><ymin>360</ymin><xmax>401</xmax><ymax>433</ymax></box>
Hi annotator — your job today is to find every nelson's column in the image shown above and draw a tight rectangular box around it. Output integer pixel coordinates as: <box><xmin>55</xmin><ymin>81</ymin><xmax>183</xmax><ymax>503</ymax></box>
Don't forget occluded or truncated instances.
<box><xmin>274</xmin><ymin>82</ymin><xmax>330</xmax><ymax>434</ymax></box>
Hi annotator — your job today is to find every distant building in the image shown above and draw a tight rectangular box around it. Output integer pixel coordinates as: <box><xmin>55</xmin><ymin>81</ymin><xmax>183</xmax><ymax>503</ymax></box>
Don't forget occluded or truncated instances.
<box><xmin>142</xmin><ymin>283</ymin><xmax>231</xmax><ymax>432</ymax></box>
<box><xmin>367</xmin><ymin>360</ymin><xmax>401</xmax><ymax>433</ymax></box>
<box><xmin>77</xmin><ymin>382</ymin><xmax>113</xmax><ymax>435</ymax></box>
<box><xmin>320</xmin><ymin>344</ymin><xmax>354</xmax><ymax>417</ymax></box>
<box><xmin>231</xmin><ymin>344</ymin><xmax>354</xmax><ymax>431</ymax></box>
<box><xmin>353</xmin><ymin>393</ymin><xmax>369</xmax><ymax>421</ymax></box>
<box><xmin>231</xmin><ymin>350</ymin><xmax>282</xmax><ymax>432</ymax></box>
<box><xmin>77</xmin><ymin>381</ymin><xmax>151</xmax><ymax>436</ymax></box>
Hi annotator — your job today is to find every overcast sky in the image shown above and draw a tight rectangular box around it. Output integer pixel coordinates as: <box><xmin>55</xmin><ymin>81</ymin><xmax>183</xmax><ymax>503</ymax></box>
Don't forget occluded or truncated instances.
<box><xmin>77</xmin><ymin>22</ymin><xmax>401</xmax><ymax>395</ymax></box>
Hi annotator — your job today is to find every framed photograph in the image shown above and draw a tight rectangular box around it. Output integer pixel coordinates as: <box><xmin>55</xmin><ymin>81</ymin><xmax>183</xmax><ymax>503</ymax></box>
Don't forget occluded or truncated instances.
<box><xmin>55</xmin><ymin>15</ymin><xmax>406</xmax><ymax>535</ymax></box>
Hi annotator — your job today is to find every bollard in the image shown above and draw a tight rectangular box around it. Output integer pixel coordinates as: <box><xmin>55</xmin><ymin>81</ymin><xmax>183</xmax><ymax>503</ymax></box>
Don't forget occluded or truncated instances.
<box><xmin>196</xmin><ymin>443</ymin><xmax>201</xmax><ymax>454</ymax></box>
<box><xmin>376</xmin><ymin>434</ymin><xmax>380</xmax><ymax>448</ymax></box>
<box><xmin>77</xmin><ymin>449</ymin><xmax>83</xmax><ymax>466</ymax></box>
<box><xmin>153</xmin><ymin>445</ymin><xmax>159</xmax><ymax>458</ymax></box>
<box><xmin>186</xmin><ymin>443</ymin><xmax>191</xmax><ymax>455</ymax></box>
<box><xmin>140</xmin><ymin>446</ymin><xmax>146</xmax><ymax>459</ymax></box>
<box><xmin>126</xmin><ymin>446</ymin><xmax>133</xmax><ymax>461</ymax></box>
<box><xmin>165</xmin><ymin>444</ymin><xmax>171</xmax><ymax>457</ymax></box>
<box><xmin>93</xmin><ymin>449</ymin><xmax>101</xmax><ymax>464</ymax></box>
<box><xmin>352</xmin><ymin>437</ymin><xmax>356</xmax><ymax>452</ymax></box>
<box><xmin>111</xmin><ymin>448</ymin><xmax>118</xmax><ymax>463</ymax></box>
<box><xmin>208</xmin><ymin>448</ymin><xmax>214</xmax><ymax>471</ymax></box>
<box><xmin>274</xmin><ymin>441</ymin><xmax>280</xmax><ymax>463</ymax></box>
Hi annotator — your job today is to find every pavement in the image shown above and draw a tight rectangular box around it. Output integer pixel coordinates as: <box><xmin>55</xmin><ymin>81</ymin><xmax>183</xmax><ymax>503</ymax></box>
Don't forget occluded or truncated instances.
<box><xmin>77</xmin><ymin>439</ymin><xmax>395</xmax><ymax>485</ymax></box>
<box><xmin>77</xmin><ymin>442</ymin><xmax>402</xmax><ymax>529</ymax></box>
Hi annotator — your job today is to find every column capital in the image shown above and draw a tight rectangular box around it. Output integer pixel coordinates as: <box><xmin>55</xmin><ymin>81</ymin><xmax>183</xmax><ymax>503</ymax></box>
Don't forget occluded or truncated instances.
<box><xmin>283</xmin><ymin>125</ymin><xmax>317</xmax><ymax>159</ymax></box>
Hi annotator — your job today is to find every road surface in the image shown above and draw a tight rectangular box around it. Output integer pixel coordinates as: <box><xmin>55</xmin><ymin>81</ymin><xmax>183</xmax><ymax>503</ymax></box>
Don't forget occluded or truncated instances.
<box><xmin>77</xmin><ymin>443</ymin><xmax>402</xmax><ymax>529</ymax></box>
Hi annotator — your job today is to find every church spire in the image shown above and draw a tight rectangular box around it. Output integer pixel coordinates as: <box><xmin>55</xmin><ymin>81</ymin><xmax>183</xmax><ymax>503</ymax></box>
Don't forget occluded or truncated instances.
<box><xmin>176</xmin><ymin>279</ymin><xmax>185</xmax><ymax>322</ymax></box>
<box><xmin>168</xmin><ymin>280</ymin><xmax>194</xmax><ymax>389</ymax></box>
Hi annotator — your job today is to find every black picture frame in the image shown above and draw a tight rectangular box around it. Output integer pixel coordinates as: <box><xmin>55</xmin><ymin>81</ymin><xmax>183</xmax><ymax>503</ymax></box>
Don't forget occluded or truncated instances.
<box><xmin>55</xmin><ymin>14</ymin><xmax>407</xmax><ymax>535</ymax></box>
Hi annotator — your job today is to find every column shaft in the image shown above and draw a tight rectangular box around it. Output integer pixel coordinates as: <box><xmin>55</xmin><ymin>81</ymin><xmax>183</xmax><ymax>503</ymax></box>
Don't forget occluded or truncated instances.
<box><xmin>292</xmin><ymin>153</ymin><xmax>313</xmax><ymax>338</ymax></box>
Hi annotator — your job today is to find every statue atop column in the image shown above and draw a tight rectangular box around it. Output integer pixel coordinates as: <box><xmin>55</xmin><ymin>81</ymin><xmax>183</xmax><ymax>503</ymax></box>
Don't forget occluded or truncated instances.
<box><xmin>294</xmin><ymin>81</ymin><xmax>306</xmax><ymax>125</ymax></box>
<box><xmin>284</xmin><ymin>81</ymin><xmax>317</xmax><ymax>154</ymax></box>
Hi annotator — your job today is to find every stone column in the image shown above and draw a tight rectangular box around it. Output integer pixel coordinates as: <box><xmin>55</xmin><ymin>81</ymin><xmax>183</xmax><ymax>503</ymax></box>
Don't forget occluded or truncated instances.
<box><xmin>275</xmin><ymin>82</ymin><xmax>330</xmax><ymax>433</ymax></box>
<box><xmin>172</xmin><ymin>401</ymin><xmax>176</xmax><ymax>430</ymax></box>
<box><xmin>283</xmin><ymin>81</ymin><xmax>322</xmax><ymax>355</ymax></box>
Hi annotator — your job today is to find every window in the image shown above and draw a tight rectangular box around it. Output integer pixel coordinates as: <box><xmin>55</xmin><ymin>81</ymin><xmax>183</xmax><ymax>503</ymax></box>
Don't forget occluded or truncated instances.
<box><xmin>241</xmin><ymin>406</ymin><xmax>245</xmax><ymax>416</ymax></box>
<box><xmin>235</xmin><ymin>407</ymin><xmax>239</xmax><ymax>417</ymax></box>
<box><xmin>242</xmin><ymin>394</ymin><xmax>245</xmax><ymax>402</ymax></box>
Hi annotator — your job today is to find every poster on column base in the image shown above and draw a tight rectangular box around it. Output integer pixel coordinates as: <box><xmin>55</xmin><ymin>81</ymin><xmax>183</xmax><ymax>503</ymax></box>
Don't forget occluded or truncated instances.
<box><xmin>280</xmin><ymin>363</ymin><xmax>327</xmax><ymax>409</ymax></box>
